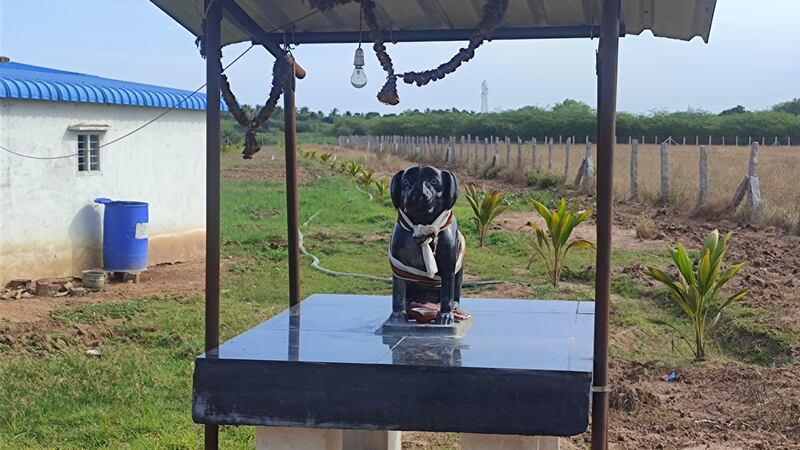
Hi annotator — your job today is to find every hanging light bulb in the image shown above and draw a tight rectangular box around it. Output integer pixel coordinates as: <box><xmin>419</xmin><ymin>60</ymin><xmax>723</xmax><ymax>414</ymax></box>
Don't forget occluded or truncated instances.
<box><xmin>350</xmin><ymin>47</ymin><xmax>367</xmax><ymax>88</ymax></box>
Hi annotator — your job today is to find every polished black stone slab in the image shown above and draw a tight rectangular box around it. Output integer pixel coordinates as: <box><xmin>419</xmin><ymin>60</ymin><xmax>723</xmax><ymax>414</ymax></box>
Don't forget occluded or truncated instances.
<box><xmin>193</xmin><ymin>294</ymin><xmax>594</xmax><ymax>436</ymax></box>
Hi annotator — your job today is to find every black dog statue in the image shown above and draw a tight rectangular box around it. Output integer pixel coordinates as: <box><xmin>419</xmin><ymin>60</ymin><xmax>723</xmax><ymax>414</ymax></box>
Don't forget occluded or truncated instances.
<box><xmin>388</xmin><ymin>166</ymin><xmax>464</xmax><ymax>325</ymax></box>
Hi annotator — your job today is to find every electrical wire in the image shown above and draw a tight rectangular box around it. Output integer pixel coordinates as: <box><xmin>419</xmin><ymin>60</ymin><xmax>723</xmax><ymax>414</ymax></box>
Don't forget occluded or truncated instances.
<box><xmin>0</xmin><ymin>9</ymin><xmax>320</xmax><ymax>161</ymax></box>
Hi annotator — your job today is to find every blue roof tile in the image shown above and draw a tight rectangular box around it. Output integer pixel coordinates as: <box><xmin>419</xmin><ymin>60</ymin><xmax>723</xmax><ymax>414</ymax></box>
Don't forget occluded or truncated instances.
<box><xmin>0</xmin><ymin>62</ymin><xmax>226</xmax><ymax>111</ymax></box>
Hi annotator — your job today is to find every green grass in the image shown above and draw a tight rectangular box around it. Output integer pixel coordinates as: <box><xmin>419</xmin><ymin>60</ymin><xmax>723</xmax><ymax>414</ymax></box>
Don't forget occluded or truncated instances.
<box><xmin>0</xmin><ymin>153</ymin><xmax>795</xmax><ymax>448</ymax></box>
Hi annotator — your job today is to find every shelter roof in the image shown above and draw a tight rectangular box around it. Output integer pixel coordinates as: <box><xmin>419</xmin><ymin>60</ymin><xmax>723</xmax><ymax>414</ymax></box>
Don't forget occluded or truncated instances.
<box><xmin>151</xmin><ymin>0</ymin><xmax>716</xmax><ymax>45</ymax></box>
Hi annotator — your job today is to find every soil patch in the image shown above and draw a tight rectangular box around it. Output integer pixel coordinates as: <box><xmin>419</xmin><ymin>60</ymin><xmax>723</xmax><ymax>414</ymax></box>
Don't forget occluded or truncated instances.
<box><xmin>0</xmin><ymin>260</ymin><xmax>205</xmax><ymax>324</ymax></box>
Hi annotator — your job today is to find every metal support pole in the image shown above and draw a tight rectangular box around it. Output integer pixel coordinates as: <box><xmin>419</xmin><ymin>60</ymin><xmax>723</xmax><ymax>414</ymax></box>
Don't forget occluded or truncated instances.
<box><xmin>284</xmin><ymin>62</ymin><xmax>301</xmax><ymax>306</ymax></box>
<box><xmin>592</xmin><ymin>1</ymin><xmax>619</xmax><ymax>449</ymax></box>
<box><xmin>203</xmin><ymin>0</ymin><xmax>221</xmax><ymax>448</ymax></box>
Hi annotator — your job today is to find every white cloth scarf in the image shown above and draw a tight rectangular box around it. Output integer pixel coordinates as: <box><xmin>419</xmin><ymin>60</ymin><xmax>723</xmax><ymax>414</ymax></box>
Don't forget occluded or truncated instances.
<box><xmin>395</xmin><ymin>208</ymin><xmax>452</xmax><ymax>278</ymax></box>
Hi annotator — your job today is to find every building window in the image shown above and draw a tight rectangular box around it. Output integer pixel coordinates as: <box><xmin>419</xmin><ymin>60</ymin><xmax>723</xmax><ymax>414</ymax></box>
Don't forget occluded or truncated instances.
<box><xmin>77</xmin><ymin>134</ymin><xmax>100</xmax><ymax>172</ymax></box>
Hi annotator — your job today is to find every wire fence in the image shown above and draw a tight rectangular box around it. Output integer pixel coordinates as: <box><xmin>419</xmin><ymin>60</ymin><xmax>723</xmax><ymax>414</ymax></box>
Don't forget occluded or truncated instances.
<box><xmin>341</xmin><ymin>135</ymin><xmax>800</xmax><ymax>230</ymax></box>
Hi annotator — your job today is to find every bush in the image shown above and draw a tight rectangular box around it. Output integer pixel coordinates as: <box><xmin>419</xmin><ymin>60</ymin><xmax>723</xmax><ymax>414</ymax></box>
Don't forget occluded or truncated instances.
<box><xmin>525</xmin><ymin>169</ymin><xmax>564</xmax><ymax>189</ymax></box>
<box><xmin>635</xmin><ymin>216</ymin><xmax>661</xmax><ymax>240</ymax></box>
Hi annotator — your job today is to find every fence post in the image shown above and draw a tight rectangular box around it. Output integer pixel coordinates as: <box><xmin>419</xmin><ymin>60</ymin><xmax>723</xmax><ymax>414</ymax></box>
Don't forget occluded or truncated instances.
<box><xmin>575</xmin><ymin>140</ymin><xmax>594</xmax><ymax>193</ymax></box>
<box><xmin>660</xmin><ymin>142</ymin><xmax>669</xmax><ymax>202</ymax></box>
<box><xmin>697</xmin><ymin>145</ymin><xmax>708</xmax><ymax>207</ymax></box>
<box><xmin>730</xmin><ymin>143</ymin><xmax>762</xmax><ymax>214</ymax></box>
<box><xmin>446</xmin><ymin>137</ymin><xmax>453</xmax><ymax>164</ymax></box>
<box><xmin>548</xmin><ymin>138</ymin><xmax>554</xmax><ymax>173</ymax></box>
<box><xmin>503</xmin><ymin>137</ymin><xmax>510</xmax><ymax>167</ymax></box>
<box><xmin>492</xmin><ymin>136</ymin><xmax>500</xmax><ymax>167</ymax></box>
<box><xmin>564</xmin><ymin>137</ymin><xmax>572</xmax><ymax>183</ymax></box>
<box><xmin>722</xmin><ymin>136</ymin><xmax>725</xmax><ymax>146</ymax></box>
<box><xmin>629</xmin><ymin>139</ymin><xmax>638</xmax><ymax>200</ymax></box>
<box><xmin>483</xmin><ymin>138</ymin><xmax>489</xmax><ymax>163</ymax></box>
<box><xmin>465</xmin><ymin>134</ymin><xmax>472</xmax><ymax>167</ymax></box>
<box><xmin>531</xmin><ymin>137</ymin><xmax>538</xmax><ymax>170</ymax></box>
<box><xmin>517</xmin><ymin>137</ymin><xmax>523</xmax><ymax>169</ymax></box>
<box><xmin>735</xmin><ymin>136</ymin><xmax>738</xmax><ymax>146</ymax></box>
<box><xmin>682</xmin><ymin>136</ymin><xmax>686</xmax><ymax>145</ymax></box>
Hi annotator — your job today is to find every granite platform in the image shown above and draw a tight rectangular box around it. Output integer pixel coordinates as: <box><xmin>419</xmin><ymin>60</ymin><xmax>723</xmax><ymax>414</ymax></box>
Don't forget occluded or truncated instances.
<box><xmin>192</xmin><ymin>294</ymin><xmax>594</xmax><ymax>436</ymax></box>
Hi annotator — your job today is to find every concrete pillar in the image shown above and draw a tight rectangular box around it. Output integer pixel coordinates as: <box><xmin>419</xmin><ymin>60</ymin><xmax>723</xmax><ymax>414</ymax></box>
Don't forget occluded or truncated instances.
<box><xmin>256</xmin><ymin>428</ymin><xmax>401</xmax><ymax>450</ymax></box>
<box><xmin>698</xmin><ymin>145</ymin><xmax>708</xmax><ymax>207</ymax></box>
<box><xmin>629</xmin><ymin>139</ymin><xmax>638</xmax><ymax>200</ymax></box>
<box><xmin>256</xmin><ymin>427</ymin><xmax>342</xmax><ymax>450</ymax></box>
<box><xmin>342</xmin><ymin>430</ymin><xmax>401</xmax><ymax>450</ymax></box>
<box><xmin>461</xmin><ymin>434</ymin><xmax>559</xmax><ymax>450</ymax></box>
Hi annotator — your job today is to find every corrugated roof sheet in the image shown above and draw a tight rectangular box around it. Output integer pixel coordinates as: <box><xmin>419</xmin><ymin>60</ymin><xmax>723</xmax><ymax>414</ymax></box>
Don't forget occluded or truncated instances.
<box><xmin>151</xmin><ymin>0</ymin><xmax>716</xmax><ymax>45</ymax></box>
<box><xmin>0</xmin><ymin>62</ymin><xmax>226</xmax><ymax>111</ymax></box>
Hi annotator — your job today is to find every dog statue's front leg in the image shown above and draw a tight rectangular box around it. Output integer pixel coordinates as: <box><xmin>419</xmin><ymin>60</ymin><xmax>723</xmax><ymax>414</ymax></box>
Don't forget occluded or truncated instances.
<box><xmin>436</xmin><ymin>270</ymin><xmax>455</xmax><ymax>324</ymax></box>
<box><xmin>389</xmin><ymin>275</ymin><xmax>408</xmax><ymax>323</ymax></box>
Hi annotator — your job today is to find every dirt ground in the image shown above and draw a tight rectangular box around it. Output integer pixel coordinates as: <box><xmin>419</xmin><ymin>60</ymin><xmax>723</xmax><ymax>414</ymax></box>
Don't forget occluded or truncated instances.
<box><xmin>3</xmin><ymin>146</ymin><xmax>799</xmax><ymax>449</ymax></box>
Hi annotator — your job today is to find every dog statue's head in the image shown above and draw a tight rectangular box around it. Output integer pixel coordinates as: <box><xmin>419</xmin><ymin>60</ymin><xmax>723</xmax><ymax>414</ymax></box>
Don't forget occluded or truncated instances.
<box><xmin>391</xmin><ymin>166</ymin><xmax>458</xmax><ymax>224</ymax></box>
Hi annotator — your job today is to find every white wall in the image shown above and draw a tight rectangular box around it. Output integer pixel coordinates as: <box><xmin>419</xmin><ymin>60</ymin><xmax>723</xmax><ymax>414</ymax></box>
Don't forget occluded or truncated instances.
<box><xmin>0</xmin><ymin>99</ymin><xmax>206</xmax><ymax>283</ymax></box>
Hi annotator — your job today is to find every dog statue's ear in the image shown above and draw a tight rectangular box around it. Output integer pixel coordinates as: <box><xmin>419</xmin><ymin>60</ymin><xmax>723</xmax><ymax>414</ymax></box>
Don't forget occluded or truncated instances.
<box><xmin>390</xmin><ymin>170</ymin><xmax>405</xmax><ymax>209</ymax></box>
<box><xmin>442</xmin><ymin>170</ymin><xmax>458</xmax><ymax>209</ymax></box>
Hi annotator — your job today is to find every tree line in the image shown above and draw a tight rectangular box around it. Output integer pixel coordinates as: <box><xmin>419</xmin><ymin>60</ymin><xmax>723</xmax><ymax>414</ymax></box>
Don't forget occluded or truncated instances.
<box><xmin>222</xmin><ymin>98</ymin><xmax>800</xmax><ymax>145</ymax></box>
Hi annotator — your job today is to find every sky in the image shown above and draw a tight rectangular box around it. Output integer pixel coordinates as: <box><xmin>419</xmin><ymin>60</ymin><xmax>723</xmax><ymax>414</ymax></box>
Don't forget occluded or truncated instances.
<box><xmin>1</xmin><ymin>0</ymin><xmax>798</xmax><ymax>115</ymax></box>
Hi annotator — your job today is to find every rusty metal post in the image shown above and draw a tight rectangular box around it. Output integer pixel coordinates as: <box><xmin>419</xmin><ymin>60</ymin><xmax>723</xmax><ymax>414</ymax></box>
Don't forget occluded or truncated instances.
<box><xmin>203</xmin><ymin>0</ymin><xmax>221</xmax><ymax>449</ymax></box>
<box><xmin>592</xmin><ymin>1</ymin><xmax>620</xmax><ymax>449</ymax></box>
<box><xmin>284</xmin><ymin>60</ymin><xmax>301</xmax><ymax>306</ymax></box>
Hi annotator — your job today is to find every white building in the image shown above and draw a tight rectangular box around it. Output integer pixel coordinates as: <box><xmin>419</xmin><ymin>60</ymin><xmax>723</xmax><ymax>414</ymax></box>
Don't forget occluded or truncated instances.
<box><xmin>0</xmin><ymin>61</ymin><xmax>219</xmax><ymax>283</ymax></box>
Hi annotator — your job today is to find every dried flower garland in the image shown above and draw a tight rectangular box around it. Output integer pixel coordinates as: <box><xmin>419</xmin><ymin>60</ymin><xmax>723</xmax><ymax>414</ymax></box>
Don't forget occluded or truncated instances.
<box><xmin>399</xmin><ymin>0</ymin><xmax>508</xmax><ymax>87</ymax></box>
<box><xmin>308</xmin><ymin>0</ymin><xmax>508</xmax><ymax>105</ymax></box>
<box><xmin>221</xmin><ymin>56</ymin><xmax>292</xmax><ymax>159</ymax></box>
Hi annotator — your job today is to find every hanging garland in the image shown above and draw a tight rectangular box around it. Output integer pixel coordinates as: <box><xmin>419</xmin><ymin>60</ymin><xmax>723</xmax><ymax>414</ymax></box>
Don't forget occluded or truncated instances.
<box><xmin>308</xmin><ymin>0</ymin><xmax>509</xmax><ymax>105</ymax></box>
<box><xmin>195</xmin><ymin>1</ymin><xmax>291</xmax><ymax>159</ymax></box>
<box><xmin>221</xmin><ymin>56</ymin><xmax>292</xmax><ymax>159</ymax></box>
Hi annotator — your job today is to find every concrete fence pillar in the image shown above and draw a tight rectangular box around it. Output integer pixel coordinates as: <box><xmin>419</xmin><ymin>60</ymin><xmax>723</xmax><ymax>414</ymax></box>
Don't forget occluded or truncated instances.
<box><xmin>492</xmin><ymin>136</ymin><xmax>500</xmax><ymax>167</ymax></box>
<box><xmin>547</xmin><ymin>138</ymin><xmax>554</xmax><ymax>173</ymax></box>
<box><xmin>749</xmin><ymin>142</ymin><xmax>759</xmax><ymax>177</ymax></box>
<box><xmin>505</xmin><ymin>137</ymin><xmax>511</xmax><ymax>167</ymax></box>
<box><xmin>564</xmin><ymin>137</ymin><xmax>572</xmax><ymax>183</ymax></box>
<box><xmin>660</xmin><ymin>142</ymin><xmax>669</xmax><ymax>202</ymax></box>
<box><xmin>730</xmin><ymin>143</ymin><xmax>762</xmax><ymax>214</ymax></box>
<box><xmin>629</xmin><ymin>139</ymin><xmax>639</xmax><ymax>200</ymax></box>
<box><xmin>446</xmin><ymin>137</ymin><xmax>454</xmax><ymax>164</ymax></box>
<box><xmin>575</xmin><ymin>140</ymin><xmax>594</xmax><ymax>193</ymax></box>
<box><xmin>531</xmin><ymin>137</ymin><xmax>538</xmax><ymax>169</ymax></box>
<box><xmin>517</xmin><ymin>137</ymin><xmax>523</xmax><ymax>168</ymax></box>
<box><xmin>698</xmin><ymin>145</ymin><xmax>708</xmax><ymax>207</ymax></box>
<box><xmin>465</xmin><ymin>134</ymin><xmax>472</xmax><ymax>165</ymax></box>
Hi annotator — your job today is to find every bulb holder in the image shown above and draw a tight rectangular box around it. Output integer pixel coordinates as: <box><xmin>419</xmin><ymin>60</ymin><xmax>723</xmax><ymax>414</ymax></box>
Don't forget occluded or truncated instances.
<box><xmin>353</xmin><ymin>47</ymin><xmax>365</xmax><ymax>67</ymax></box>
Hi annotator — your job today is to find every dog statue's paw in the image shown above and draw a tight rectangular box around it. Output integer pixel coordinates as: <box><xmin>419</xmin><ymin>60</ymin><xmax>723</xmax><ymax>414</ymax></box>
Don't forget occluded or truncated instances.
<box><xmin>435</xmin><ymin>311</ymin><xmax>454</xmax><ymax>325</ymax></box>
<box><xmin>388</xmin><ymin>311</ymin><xmax>408</xmax><ymax>323</ymax></box>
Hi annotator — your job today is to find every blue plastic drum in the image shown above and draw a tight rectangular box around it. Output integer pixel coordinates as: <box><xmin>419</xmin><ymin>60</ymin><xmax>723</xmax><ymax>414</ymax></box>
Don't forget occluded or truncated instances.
<box><xmin>94</xmin><ymin>198</ymin><xmax>149</xmax><ymax>272</ymax></box>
